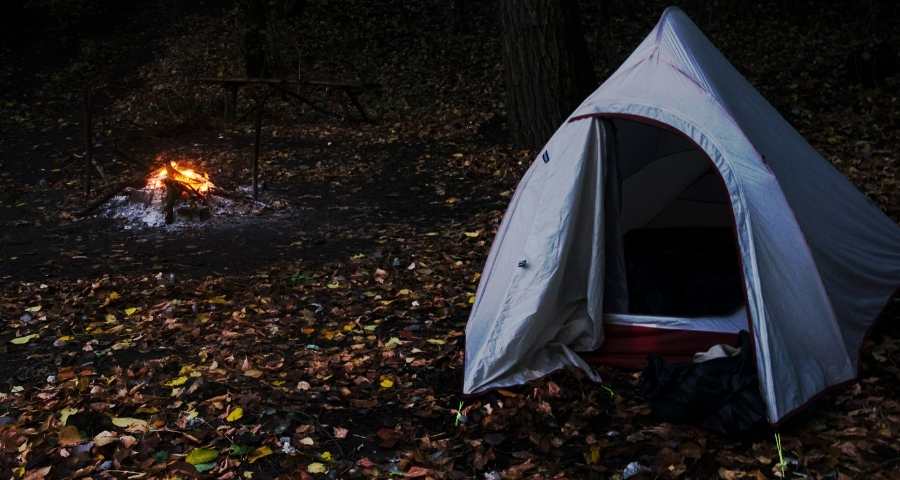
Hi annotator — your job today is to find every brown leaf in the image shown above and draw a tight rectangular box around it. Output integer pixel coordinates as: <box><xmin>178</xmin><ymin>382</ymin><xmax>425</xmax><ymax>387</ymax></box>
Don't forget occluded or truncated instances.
<box><xmin>24</xmin><ymin>466</ymin><xmax>52</xmax><ymax>480</ymax></box>
<box><xmin>405</xmin><ymin>466</ymin><xmax>431</xmax><ymax>478</ymax></box>
<box><xmin>58</xmin><ymin>425</ymin><xmax>83</xmax><ymax>447</ymax></box>
<box><xmin>376</xmin><ymin>427</ymin><xmax>402</xmax><ymax>448</ymax></box>
<box><xmin>502</xmin><ymin>458</ymin><xmax>535</xmax><ymax>479</ymax></box>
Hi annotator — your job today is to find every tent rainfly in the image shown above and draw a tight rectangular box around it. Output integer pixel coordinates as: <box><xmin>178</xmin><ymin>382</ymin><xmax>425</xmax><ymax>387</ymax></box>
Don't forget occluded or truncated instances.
<box><xmin>464</xmin><ymin>7</ymin><xmax>900</xmax><ymax>423</ymax></box>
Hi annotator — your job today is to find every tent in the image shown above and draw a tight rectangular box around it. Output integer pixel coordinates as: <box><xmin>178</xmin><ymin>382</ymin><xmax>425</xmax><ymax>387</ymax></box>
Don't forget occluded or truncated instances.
<box><xmin>463</xmin><ymin>7</ymin><xmax>900</xmax><ymax>423</ymax></box>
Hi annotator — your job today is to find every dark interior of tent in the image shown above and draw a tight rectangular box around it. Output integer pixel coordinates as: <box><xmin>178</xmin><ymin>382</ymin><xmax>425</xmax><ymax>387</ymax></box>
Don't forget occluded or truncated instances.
<box><xmin>603</xmin><ymin>117</ymin><xmax>747</xmax><ymax>329</ymax></box>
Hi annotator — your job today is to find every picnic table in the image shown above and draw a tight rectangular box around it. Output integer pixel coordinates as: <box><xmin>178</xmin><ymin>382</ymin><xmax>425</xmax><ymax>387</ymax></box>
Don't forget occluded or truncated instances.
<box><xmin>197</xmin><ymin>77</ymin><xmax>380</xmax><ymax>122</ymax></box>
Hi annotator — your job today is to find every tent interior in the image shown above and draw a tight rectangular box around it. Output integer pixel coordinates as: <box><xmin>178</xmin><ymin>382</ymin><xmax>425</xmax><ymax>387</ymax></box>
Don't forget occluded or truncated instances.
<box><xmin>594</xmin><ymin>118</ymin><xmax>749</xmax><ymax>366</ymax></box>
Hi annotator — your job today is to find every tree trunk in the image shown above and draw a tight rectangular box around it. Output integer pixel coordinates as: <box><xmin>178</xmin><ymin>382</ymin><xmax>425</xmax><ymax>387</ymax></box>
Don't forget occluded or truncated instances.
<box><xmin>500</xmin><ymin>0</ymin><xmax>596</xmax><ymax>148</ymax></box>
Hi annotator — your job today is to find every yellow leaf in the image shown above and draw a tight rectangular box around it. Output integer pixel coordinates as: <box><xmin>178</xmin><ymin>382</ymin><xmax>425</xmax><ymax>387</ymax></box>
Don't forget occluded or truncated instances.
<box><xmin>10</xmin><ymin>334</ymin><xmax>39</xmax><ymax>345</ymax></box>
<box><xmin>56</xmin><ymin>335</ymin><xmax>74</xmax><ymax>343</ymax></box>
<box><xmin>320</xmin><ymin>330</ymin><xmax>337</xmax><ymax>341</ymax></box>
<box><xmin>320</xmin><ymin>451</ymin><xmax>332</xmax><ymax>462</ymax></box>
<box><xmin>105</xmin><ymin>313</ymin><xmax>117</xmax><ymax>323</ymax></box>
<box><xmin>186</xmin><ymin>447</ymin><xmax>219</xmax><ymax>465</ymax></box>
<box><xmin>60</xmin><ymin>407</ymin><xmax>79</xmax><ymax>425</ymax></box>
<box><xmin>307</xmin><ymin>462</ymin><xmax>327</xmax><ymax>474</ymax></box>
<box><xmin>243</xmin><ymin>369</ymin><xmax>264</xmax><ymax>379</ymax></box>
<box><xmin>208</xmin><ymin>295</ymin><xmax>228</xmax><ymax>304</ymax></box>
<box><xmin>397</xmin><ymin>289</ymin><xmax>411</xmax><ymax>296</ymax></box>
<box><xmin>226</xmin><ymin>407</ymin><xmax>244</xmax><ymax>422</ymax></box>
<box><xmin>25</xmin><ymin>305</ymin><xmax>42</xmax><ymax>313</ymax></box>
<box><xmin>468</xmin><ymin>294</ymin><xmax>476</xmax><ymax>304</ymax></box>
<box><xmin>426</xmin><ymin>338</ymin><xmax>446</xmax><ymax>345</ymax></box>
<box><xmin>107</xmin><ymin>292</ymin><xmax>121</xmax><ymax>302</ymax></box>
<box><xmin>124</xmin><ymin>307</ymin><xmax>139</xmax><ymax>316</ymax></box>
<box><xmin>326</xmin><ymin>282</ymin><xmax>341</xmax><ymax>289</ymax></box>
<box><xmin>110</xmin><ymin>417</ymin><xmax>148</xmax><ymax>432</ymax></box>
<box><xmin>379</xmin><ymin>376</ymin><xmax>394</xmax><ymax>389</ymax></box>
<box><xmin>589</xmin><ymin>446</ymin><xmax>601</xmax><ymax>464</ymax></box>
<box><xmin>196</xmin><ymin>313</ymin><xmax>210</xmax><ymax>323</ymax></box>
<box><xmin>165</xmin><ymin>376</ymin><xmax>188</xmax><ymax>387</ymax></box>
<box><xmin>248</xmin><ymin>446</ymin><xmax>273</xmax><ymax>464</ymax></box>
<box><xmin>463</xmin><ymin>231</ymin><xmax>480</xmax><ymax>238</ymax></box>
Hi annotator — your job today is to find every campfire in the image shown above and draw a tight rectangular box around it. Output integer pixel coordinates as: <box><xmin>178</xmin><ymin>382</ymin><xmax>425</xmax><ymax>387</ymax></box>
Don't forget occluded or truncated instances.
<box><xmin>146</xmin><ymin>161</ymin><xmax>215</xmax><ymax>195</ymax></box>
<box><xmin>138</xmin><ymin>160</ymin><xmax>219</xmax><ymax>224</ymax></box>
<box><xmin>97</xmin><ymin>157</ymin><xmax>231</xmax><ymax>228</ymax></box>
<box><xmin>92</xmin><ymin>154</ymin><xmax>284</xmax><ymax>229</ymax></box>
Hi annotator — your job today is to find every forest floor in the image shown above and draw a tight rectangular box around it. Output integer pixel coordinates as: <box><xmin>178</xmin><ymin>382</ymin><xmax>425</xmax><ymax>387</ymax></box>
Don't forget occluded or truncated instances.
<box><xmin>1</xmin><ymin>1</ymin><xmax>899</xmax><ymax>479</ymax></box>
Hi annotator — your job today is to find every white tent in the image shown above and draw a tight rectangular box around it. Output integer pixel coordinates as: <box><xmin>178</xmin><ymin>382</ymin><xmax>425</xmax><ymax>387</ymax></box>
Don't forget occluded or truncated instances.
<box><xmin>464</xmin><ymin>7</ymin><xmax>900</xmax><ymax>423</ymax></box>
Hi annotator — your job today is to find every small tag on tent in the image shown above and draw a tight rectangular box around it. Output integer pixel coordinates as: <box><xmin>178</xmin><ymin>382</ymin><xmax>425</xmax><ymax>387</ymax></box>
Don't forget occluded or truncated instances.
<box><xmin>542</xmin><ymin>150</ymin><xmax>550</xmax><ymax>163</ymax></box>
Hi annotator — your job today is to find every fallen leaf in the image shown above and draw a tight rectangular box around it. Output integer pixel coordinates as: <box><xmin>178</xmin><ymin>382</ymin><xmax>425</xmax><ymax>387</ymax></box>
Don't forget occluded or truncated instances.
<box><xmin>226</xmin><ymin>407</ymin><xmax>244</xmax><ymax>422</ymax></box>
<box><xmin>58</xmin><ymin>425</ymin><xmax>83</xmax><ymax>446</ymax></box>
<box><xmin>59</xmin><ymin>407</ymin><xmax>78</xmax><ymax>425</ymax></box>
<box><xmin>243</xmin><ymin>369</ymin><xmax>264</xmax><ymax>378</ymax></box>
<box><xmin>229</xmin><ymin>444</ymin><xmax>253</xmax><ymax>456</ymax></box>
<box><xmin>307</xmin><ymin>463</ymin><xmax>327</xmax><ymax>474</ymax></box>
<box><xmin>124</xmin><ymin>307</ymin><xmax>139</xmax><ymax>316</ymax></box>
<box><xmin>93</xmin><ymin>431</ymin><xmax>118</xmax><ymax>447</ymax></box>
<box><xmin>186</xmin><ymin>447</ymin><xmax>219</xmax><ymax>465</ymax></box>
<box><xmin>379</xmin><ymin>376</ymin><xmax>394</xmax><ymax>389</ymax></box>
<box><xmin>110</xmin><ymin>417</ymin><xmax>148</xmax><ymax>432</ymax></box>
<box><xmin>25</xmin><ymin>305</ymin><xmax>42</xmax><ymax>313</ymax></box>
<box><xmin>463</xmin><ymin>231</ymin><xmax>480</xmax><ymax>238</ymax></box>
<box><xmin>11</xmin><ymin>333</ymin><xmax>39</xmax><ymax>345</ymax></box>
<box><xmin>248</xmin><ymin>445</ymin><xmax>273</xmax><ymax>464</ymax></box>
<box><xmin>194</xmin><ymin>462</ymin><xmax>217</xmax><ymax>473</ymax></box>
<box><xmin>376</xmin><ymin>427</ymin><xmax>402</xmax><ymax>448</ymax></box>
<box><xmin>320</xmin><ymin>451</ymin><xmax>332</xmax><ymax>462</ymax></box>
<box><xmin>164</xmin><ymin>376</ymin><xmax>188</xmax><ymax>387</ymax></box>
<box><xmin>23</xmin><ymin>466</ymin><xmax>51</xmax><ymax>480</ymax></box>
<box><xmin>405</xmin><ymin>466</ymin><xmax>432</xmax><ymax>478</ymax></box>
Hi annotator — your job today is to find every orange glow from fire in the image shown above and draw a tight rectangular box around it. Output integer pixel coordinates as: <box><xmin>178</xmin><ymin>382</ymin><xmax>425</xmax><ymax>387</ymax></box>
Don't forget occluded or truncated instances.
<box><xmin>146</xmin><ymin>161</ymin><xmax>214</xmax><ymax>194</ymax></box>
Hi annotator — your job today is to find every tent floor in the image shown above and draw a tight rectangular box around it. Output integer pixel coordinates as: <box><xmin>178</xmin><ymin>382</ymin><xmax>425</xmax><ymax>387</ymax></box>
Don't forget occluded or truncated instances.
<box><xmin>585</xmin><ymin>324</ymin><xmax>740</xmax><ymax>369</ymax></box>
<box><xmin>588</xmin><ymin>227</ymin><xmax>747</xmax><ymax>369</ymax></box>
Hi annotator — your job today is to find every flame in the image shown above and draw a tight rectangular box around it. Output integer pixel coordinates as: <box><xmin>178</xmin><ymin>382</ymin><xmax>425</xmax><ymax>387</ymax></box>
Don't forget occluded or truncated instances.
<box><xmin>146</xmin><ymin>161</ymin><xmax>214</xmax><ymax>194</ymax></box>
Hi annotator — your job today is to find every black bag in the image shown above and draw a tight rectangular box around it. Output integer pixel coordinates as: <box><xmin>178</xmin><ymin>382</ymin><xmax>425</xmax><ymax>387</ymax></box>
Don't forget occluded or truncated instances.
<box><xmin>638</xmin><ymin>331</ymin><xmax>767</xmax><ymax>437</ymax></box>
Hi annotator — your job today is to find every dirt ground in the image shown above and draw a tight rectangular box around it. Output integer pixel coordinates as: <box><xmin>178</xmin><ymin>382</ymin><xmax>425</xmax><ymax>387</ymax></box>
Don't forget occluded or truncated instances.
<box><xmin>1</xmin><ymin>1</ymin><xmax>899</xmax><ymax>479</ymax></box>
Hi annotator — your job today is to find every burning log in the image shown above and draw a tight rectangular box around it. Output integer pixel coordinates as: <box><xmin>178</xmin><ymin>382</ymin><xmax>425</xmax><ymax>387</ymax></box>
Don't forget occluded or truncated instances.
<box><xmin>156</xmin><ymin>161</ymin><xmax>214</xmax><ymax>224</ymax></box>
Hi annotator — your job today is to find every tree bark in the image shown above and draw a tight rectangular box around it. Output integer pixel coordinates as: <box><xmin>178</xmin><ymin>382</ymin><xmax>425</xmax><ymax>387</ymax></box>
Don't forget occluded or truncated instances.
<box><xmin>500</xmin><ymin>0</ymin><xmax>596</xmax><ymax>148</ymax></box>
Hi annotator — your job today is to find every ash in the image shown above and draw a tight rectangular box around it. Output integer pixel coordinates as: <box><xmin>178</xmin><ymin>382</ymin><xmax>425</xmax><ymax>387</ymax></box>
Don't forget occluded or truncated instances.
<box><xmin>102</xmin><ymin>186</ymin><xmax>273</xmax><ymax>230</ymax></box>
